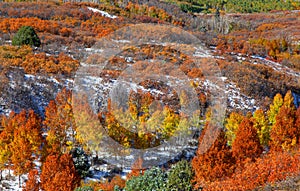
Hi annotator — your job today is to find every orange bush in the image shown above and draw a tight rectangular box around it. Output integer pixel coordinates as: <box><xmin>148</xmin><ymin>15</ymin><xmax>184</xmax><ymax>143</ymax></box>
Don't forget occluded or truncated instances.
<box><xmin>0</xmin><ymin>45</ymin><xmax>79</xmax><ymax>75</ymax></box>
<box><xmin>0</xmin><ymin>18</ymin><xmax>60</xmax><ymax>34</ymax></box>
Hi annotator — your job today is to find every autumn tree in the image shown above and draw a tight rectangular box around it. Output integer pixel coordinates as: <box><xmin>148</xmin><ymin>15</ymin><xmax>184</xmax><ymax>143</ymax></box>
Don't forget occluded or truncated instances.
<box><xmin>232</xmin><ymin>118</ymin><xmax>263</xmax><ymax>164</ymax></box>
<box><xmin>283</xmin><ymin>90</ymin><xmax>295</xmax><ymax>109</ymax></box>
<box><xmin>192</xmin><ymin>125</ymin><xmax>235</xmax><ymax>189</ymax></box>
<box><xmin>270</xmin><ymin>105</ymin><xmax>297</xmax><ymax>151</ymax></box>
<box><xmin>43</xmin><ymin>88</ymin><xmax>76</xmax><ymax>155</ymax></box>
<box><xmin>0</xmin><ymin>114</ymin><xmax>15</xmax><ymax>178</ymax></box>
<box><xmin>252</xmin><ymin>109</ymin><xmax>270</xmax><ymax>147</ymax></box>
<box><xmin>23</xmin><ymin>169</ymin><xmax>40</xmax><ymax>191</ymax></box>
<box><xmin>267</xmin><ymin>93</ymin><xmax>283</xmax><ymax>127</ymax></box>
<box><xmin>224</xmin><ymin>112</ymin><xmax>244</xmax><ymax>145</ymax></box>
<box><xmin>270</xmin><ymin>91</ymin><xmax>298</xmax><ymax>151</ymax></box>
<box><xmin>10</xmin><ymin>110</ymin><xmax>43</xmax><ymax>187</ymax></box>
<box><xmin>204</xmin><ymin>151</ymin><xmax>300</xmax><ymax>190</ymax></box>
<box><xmin>40</xmin><ymin>154</ymin><xmax>80</xmax><ymax>191</ymax></box>
<box><xmin>296</xmin><ymin>107</ymin><xmax>300</xmax><ymax>144</ymax></box>
<box><xmin>0</xmin><ymin>110</ymin><xmax>42</xmax><ymax>186</ymax></box>
<box><xmin>73</xmin><ymin>95</ymin><xmax>102</xmax><ymax>153</ymax></box>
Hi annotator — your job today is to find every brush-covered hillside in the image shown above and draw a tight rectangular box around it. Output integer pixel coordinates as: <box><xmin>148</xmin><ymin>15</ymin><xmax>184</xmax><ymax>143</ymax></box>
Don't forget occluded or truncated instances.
<box><xmin>0</xmin><ymin>1</ymin><xmax>300</xmax><ymax>191</ymax></box>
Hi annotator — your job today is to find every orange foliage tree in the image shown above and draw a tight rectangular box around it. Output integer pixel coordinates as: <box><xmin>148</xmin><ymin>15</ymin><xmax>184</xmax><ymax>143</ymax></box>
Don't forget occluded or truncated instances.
<box><xmin>23</xmin><ymin>169</ymin><xmax>40</xmax><ymax>191</ymax></box>
<box><xmin>0</xmin><ymin>110</ymin><xmax>42</xmax><ymax>187</ymax></box>
<box><xmin>0</xmin><ymin>45</ymin><xmax>79</xmax><ymax>75</ymax></box>
<box><xmin>0</xmin><ymin>112</ymin><xmax>18</xmax><ymax>175</ymax></box>
<box><xmin>192</xmin><ymin>124</ymin><xmax>235</xmax><ymax>189</ymax></box>
<box><xmin>296</xmin><ymin>107</ymin><xmax>300</xmax><ymax>144</ymax></box>
<box><xmin>270</xmin><ymin>105</ymin><xmax>298</xmax><ymax>151</ymax></box>
<box><xmin>232</xmin><ymin>118</ymin><xmax>263</xmax><ymax>164</ymax></box>
<box><xmin>10</xmin><ymin>110</ymin><xmax>43</xmax><ymax>187</ymax></box>
<box><xmin>40</xmin><ymin>154</ymin><xmax>80</xmax><ymax>191</ymax></box>
<box><xmin>270</xmin><ymin>90</ymin><xmax>298</xmax><ymax>151</ymax></box>
<box><xmin>43</xmin><ymin>88</ymin><xmax>76</xmax><ymax>155</ymax></box>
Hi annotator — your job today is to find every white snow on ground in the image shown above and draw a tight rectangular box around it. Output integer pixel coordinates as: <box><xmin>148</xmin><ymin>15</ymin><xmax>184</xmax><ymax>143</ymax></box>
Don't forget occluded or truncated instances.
<box><xmin>193</xmin><ymin>47</ymin><xmax>213</xmax><ymax>58</ymax></box>
<box><xmin>1</xmin><ymin>170</ymin><xmax>28</xmax><ymax>191</ymax></box>
<box><xmin>225</xmin><ymin>82</ymin><xmax>257</xmax><ymax>111</ymax></box>
<box><xmin>85</xmin><ymin>48</ymin><xmax>104</xmax><ymax>53</ymax></box>
<box><xmin>112</xmin><ymin>39</ymin><xmax>131</xmax><ymax>44</ymax></box>
<box><xmin>202</xmin><ymin>78</ymin><xmax>257</xmax><ymax>111</ymax></box>
<box><xmin>248</xmin><ymin>55</ymin><xmax>300</xmax><ymax>78</ymax></box>
<box><xmin>87</xmin><ymin>7</ymin><xmax>118</xmax><ymax>19</ymax></box>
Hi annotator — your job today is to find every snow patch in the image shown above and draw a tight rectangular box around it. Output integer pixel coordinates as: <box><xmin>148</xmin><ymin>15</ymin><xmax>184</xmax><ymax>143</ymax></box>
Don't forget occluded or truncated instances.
<box><xmin>0</xmin><ymin>170</ymin><xmax>28</xmax><ymax>191</ymax></box>
<box><xmin>87</xmin><ymin>7</ymin><xmax>117</xmax><ymax>19</ymax></box>
<box><xmin>112</xmin><ymin>39</ymin><xmax>131</xmax><ymax>43</ymax></box>
<box><xmin>85</xmin><ymin>47</ymin><xmax>104</xmax><ymax>53</ymax></box>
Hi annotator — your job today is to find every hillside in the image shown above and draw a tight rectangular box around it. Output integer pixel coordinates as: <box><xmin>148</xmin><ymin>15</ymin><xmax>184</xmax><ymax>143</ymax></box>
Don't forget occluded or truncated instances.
<box><xmin>0</xmin><ymin>1</ymin><xmax>299</xmax><ymax>191</ymax></box>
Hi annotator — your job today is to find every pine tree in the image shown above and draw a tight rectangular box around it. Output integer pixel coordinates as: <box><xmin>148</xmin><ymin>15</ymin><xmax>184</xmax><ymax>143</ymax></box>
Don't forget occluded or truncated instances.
<box><xmin>70</xmin><ymin>147</ymin><xmax>90</xmax><ymax>178</ymax></box>
<box><xmin>12</xmin><ymin>26</ymin><xmax>41</xmax><ymax>47</ymax></box>
<box><xmin>124</xmin><ymin>167</ymin><xmax>167</xmax><ymax>191</ymax></box>
<box><xmin>167</xmin><ymin>160</ymin><xmax>194</xmax><ymax>191</ymax></box>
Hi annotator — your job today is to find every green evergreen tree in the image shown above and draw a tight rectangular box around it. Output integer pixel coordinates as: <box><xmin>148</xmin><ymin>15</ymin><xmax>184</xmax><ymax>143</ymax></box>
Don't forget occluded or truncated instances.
<box><xmin>70</xmin><ymin>147</ymin><xmax>90</xmax><ymax>178</ymax></box>
<box><xmin>124</xmin><ymin>167</ymin><xmax>167</xmax><ymax>191</ymax></box>
<box><xmin>167</xmin><ymin>160</ymin><xmax>194</xmax><ymax>191</ymax></box>
<box><xmin>12</xmin><ymin>26</ymin><xmax>41</xmax><ymax>47</ymax></box>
